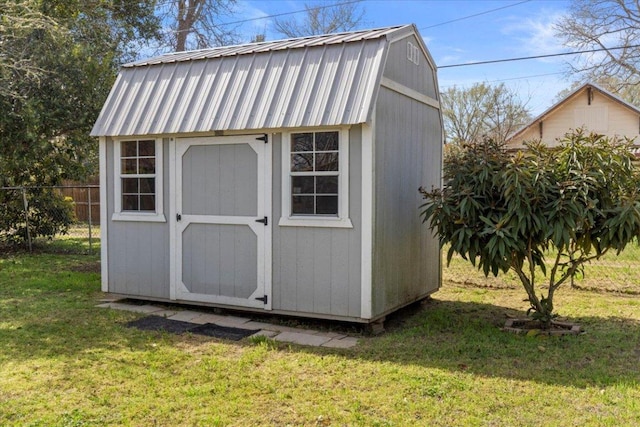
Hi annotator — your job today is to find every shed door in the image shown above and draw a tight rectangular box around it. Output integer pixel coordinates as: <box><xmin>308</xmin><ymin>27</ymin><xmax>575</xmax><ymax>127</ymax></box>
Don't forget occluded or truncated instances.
<box><xmin>173</xmin><ymin>135</ymin><xmax>271</xmax><ymax>310</ymax></box>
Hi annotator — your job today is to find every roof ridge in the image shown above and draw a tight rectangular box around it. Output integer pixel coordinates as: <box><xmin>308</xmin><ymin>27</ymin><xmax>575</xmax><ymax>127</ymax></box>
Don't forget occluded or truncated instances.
<box><xmin>125</xmin><ymin>24</ymin><xmax>412</xmax><ymax>68</ymax></box>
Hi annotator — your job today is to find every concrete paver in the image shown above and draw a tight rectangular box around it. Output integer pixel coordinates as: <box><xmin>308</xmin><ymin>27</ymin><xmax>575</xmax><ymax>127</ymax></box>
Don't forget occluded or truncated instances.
<box><xmin>311</xmin><ymin>331</ymin><xmax>347</xmax><ymax>339</ymax></box>
<box><xmin>151</xmin><ymin>310</ymin><xmax>179</xmax><ymax>318</ymax></box>
<box><xmin>250</xmin><ymin>330</ymin><xmax>279</xmax><ymax>338</ymax></box>
<box><xmin>189</xmin><ymin>313</ymin><xmax>228</xmax><ymax>325</ymax></box>
<box><xmin>243</xmin><ymin>320</ymin><xmax>279</xmax><ymax>331</ymax></box>
<box><xmin>98</xmin><ymin>301</ymin><xmax>360</xmax><ymax>348</ymax></box>
<box><xmin>105</xmin><ymin>303</ymin><xmax>163</xmax><ymax>314</ymax></box>
<box><xmin>211</xmin><ymin>316</ymin><xmax>251</xmax><ymax>328</ymax></box>
<box><xmin>272</xmin><ymin>331</ymin><xmax>332</xmax><ymax>347</ymax></box>
<box><xmin>167</xmin><ymin>310</ymin><xmax>204</xmax><ymax>322</ymax></box>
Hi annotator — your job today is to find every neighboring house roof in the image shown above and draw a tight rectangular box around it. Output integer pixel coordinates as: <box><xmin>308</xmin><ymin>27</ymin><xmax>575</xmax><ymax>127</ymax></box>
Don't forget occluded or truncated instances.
<box><xmin>91</xmin><ymin>24</ymin><xmax>432</xmax><ymax>137</ymax></box>
<box><xmin>506</xmin><ymin>82</ymin><xmax>640</xmax><ymax>144</ymax></box>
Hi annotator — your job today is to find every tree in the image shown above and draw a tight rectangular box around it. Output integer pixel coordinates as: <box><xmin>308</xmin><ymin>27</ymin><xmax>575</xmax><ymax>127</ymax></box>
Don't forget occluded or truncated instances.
<box><xmin>440</xmin><ymin>83</ymin><xmax>531</xmax><ymax>145</ymax></box>
<box><xmin>555</xmin><ymin>0</ymin><xmax>640</xmax><ymax>90</ymax></box>
<box><xmin>0</xmin><ymin>0</ymin><xmax>161</xmax><ymax>243</ymax></box>
<box><xmin>0</xmin><ymin>0</ymin><xmax>61</xmax><ymax>98</ymax></box>
<box><xmin>420</xmin><ymin>130</ymin><xmax>640</xmax><ymax>329</ymax></box>
<box><xmin>273</xmin><ymin>1</ymin><xmax>364</xmax><ymax>38</ymax></box>
<box><xmin>157</xmin><ymin>0</ymin><xmax>238</xmax><ymax>51</ymax></box>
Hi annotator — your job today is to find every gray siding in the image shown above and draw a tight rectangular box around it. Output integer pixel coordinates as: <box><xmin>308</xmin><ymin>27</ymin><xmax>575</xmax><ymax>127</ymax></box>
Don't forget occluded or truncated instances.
<box><xmin>182</xmin><ymin>223</ymin><xmax>257</xmax><ymax>298</ymax></box>
<box><xmin>272</xmin><ymin>128</ymin><xmax>362</xmax><ymax>318</ymax></box>
<box><xmin>371</xmin><ymin>87</ymin><xmax>442</xmax><ymax>318</ymax></box>
<box><xmin>383</xmin><ymin>34</ymin><xmax>438</xmax><ymax>100</ymax></box>
<box><xmin>182</xmin><ymin>144</ymin><xmax>258</xmax><ymax>216</ymax></box>
<box><xmin>106</xmin><ymin>138</ymin><xmax>171</xmax><ymax>298</ymax></box>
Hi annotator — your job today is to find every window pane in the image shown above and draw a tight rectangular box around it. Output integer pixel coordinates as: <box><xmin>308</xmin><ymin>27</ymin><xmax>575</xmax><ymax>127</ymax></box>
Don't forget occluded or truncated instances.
<box><xmin>122</xmin><ymin>178</ymin><xmax>139</xmax><ymax>194</ymax></box>
<box><xmin>316</xmin><ymin>131</ymin><xmax>339</xmax><ymax>151</ymax></box>
<box><xmin>139</xmin><ymin>195</ymin><xmax>156</xmax><ymax>211</ymax></box>
<box><xmin>138</xmin><ymin>157</ymin><xmax>155</xmax><ymax>174</ymax></box>
<box><xmin>121</xmin><ymin>159</ymin><xmax>137</xmax><ymax>174</ymax></box>
<box><xmin>291</xmin><ymin>153</ymin><xmax>314</xmax><ymax>172</ymax></box>
<box><xmin>316</xmin><ymin>196</ymin><xmax>338</xmax><ymax>215</ymax></box>
<box><xmin>315</xmin><ymin>152</ymin><xmax>338</xmax><ymax>171</ymax></box>
<box><xmin>121</xmin><ymin>141</ymin><xmax>137</xmax><ymax>157</ymax></box>
<box><xmin>316</xmin><ymin>176</ymin><xmax>338</xmax><ymax>194</ymax></box>
<box><xmin>291</xmin><ymin>133</ymin><xmax>313</xmax><ymax>152</ymax></box>
<box><xmin>292</xmin><ymin>196</ymin><xmax>314</xmax><ymax>214</ymax></box>
<box><xmin>139</xmin><ymin>178</ymin><xmax>155</xmax><ymax>194</ymax></box>
<box><xmin>122</xmin><ymin>195</ymin><xmax>139</xmax><ymax>211</ymax></box>
<box><xmin>138</xmin><ymin>140</ymin><xmax>155</xmax><ymax>156</ymax></box>
<box><xmin>292</xmin><ymin>176</ymin><xmax>314</xmax><ymax>194</ymax></box>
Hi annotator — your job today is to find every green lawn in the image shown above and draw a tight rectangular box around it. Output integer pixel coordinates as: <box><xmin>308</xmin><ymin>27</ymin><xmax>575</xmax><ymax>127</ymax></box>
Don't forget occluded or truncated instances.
<box><xmin>2</xmin><ymin>244</ymin><xmax>640</xmax><ymax>426</ymax></box>
<box><xmin>444</xmin><ymin>243</ymin><xmax>640</xmax><ymax>295</ymax></box>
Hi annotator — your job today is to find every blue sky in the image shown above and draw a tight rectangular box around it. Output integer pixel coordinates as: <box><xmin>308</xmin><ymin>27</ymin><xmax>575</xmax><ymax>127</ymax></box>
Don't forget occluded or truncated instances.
<box><xmin>231</xmin><ymin>0</ymin><xmax>574</xmax><ymax>116</ymax></box>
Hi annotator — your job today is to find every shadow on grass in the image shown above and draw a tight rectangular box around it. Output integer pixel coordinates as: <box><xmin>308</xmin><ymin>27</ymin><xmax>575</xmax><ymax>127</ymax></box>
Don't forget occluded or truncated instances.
<box><xmin>2</xmin><ymin>281</ymin><xmax>639</xmax><ymax>390</ymax></box>
<box><xmin>343</xmin><ymin>297</ymin><xmax>640</xmax><ymax>389</ymax></box>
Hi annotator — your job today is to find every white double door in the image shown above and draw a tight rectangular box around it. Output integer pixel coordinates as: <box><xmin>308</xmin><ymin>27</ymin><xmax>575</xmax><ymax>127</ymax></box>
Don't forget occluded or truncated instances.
<box><xmin>171</xmin><ymin>135</ymin><xmax>271</xmax><ymax>309</ymax></box>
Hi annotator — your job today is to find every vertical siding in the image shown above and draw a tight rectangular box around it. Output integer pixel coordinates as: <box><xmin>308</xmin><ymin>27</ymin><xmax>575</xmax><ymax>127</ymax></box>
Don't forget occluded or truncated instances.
<box><xmin>272</xmin><ymin>128</ymin><xmax>362</xmax><ymax>318</ymax></box>
<box><xmin>371</xmin><ymin>88</ymin><xmax>442</xmax><ymax>318</ymax></box>
<box><xmin>382</xmin><ymin>35</ymin><xmax>438</xmax><ymax>100</ymax></box>
<box><xmin>508</xmin><ymin>91</ymin><xmax>640</xmax><ymax>148</ymax></box>
<box><xmin>106</xmin><ymin>138</ymin><xmax>171</xmax><ymax>299</ymax></box>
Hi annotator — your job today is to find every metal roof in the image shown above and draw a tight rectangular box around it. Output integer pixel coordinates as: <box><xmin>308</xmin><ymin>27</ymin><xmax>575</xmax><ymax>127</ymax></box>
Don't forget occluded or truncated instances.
<box><xmin>91</xmin><ymin>25</ymin><xmax>424</xmax><ymax>137</ymax></box>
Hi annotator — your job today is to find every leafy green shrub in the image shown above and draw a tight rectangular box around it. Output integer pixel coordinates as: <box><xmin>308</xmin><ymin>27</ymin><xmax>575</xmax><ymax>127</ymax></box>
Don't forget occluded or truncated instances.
<box><xmin>0</xmin><ymin>188</ymin><xmax>75</xmax><ymax>246</ymax></box>
<box><xmin>421</xmin><ymin>129</ymin><xmax>640</xmax><ymax>328</ymax></box>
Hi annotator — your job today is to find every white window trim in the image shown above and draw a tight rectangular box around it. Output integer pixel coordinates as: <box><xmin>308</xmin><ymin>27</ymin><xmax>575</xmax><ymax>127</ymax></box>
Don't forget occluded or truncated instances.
<box><xmin>112</xmin><ymin>138</ymin><xmax>166</xmax><ymax>223</ymax></box>
<box><xmin>279</xmin><ymin>127</ymin><xmax>353</xmax><ymax>228</ymax></box>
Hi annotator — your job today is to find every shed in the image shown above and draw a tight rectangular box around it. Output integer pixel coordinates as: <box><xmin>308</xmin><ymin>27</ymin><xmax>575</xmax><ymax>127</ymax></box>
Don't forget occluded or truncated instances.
<box><xmin>91</xmin><ymin>24</ymin><xmax>443</xmax><ymax>323</ymax></box>
<box><xmin>506</xmin><ymin>82</ymin><xmax>640</xmax><ymax>151</ymax></box>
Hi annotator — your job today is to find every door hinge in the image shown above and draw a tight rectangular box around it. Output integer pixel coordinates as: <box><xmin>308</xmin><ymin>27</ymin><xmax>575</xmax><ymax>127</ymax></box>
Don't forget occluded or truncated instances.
<box><xmin>176</xmin><ymin>213</ymin><xmax>182</xmax><ymax>221</ymax></box>
<box><xmin>256</xmin><ymin>134</ymin><xmax>268</xmax><ymax>143</ymax></box>
<box><xmin>255</xmin><ymin>216</ymin><xmax>268</xmax><ymax>226</ymax></box>
<box><xmin>255</xmin><ymin>295</ymin><xmax>268</xmax><ymax>304</ymax></box>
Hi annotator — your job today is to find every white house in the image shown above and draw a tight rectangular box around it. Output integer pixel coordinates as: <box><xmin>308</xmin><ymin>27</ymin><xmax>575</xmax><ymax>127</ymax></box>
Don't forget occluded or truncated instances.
<box><xmin>506</xmin><ymin>82</ymin><xmax>640</xmax><ymax>152</ymax></box>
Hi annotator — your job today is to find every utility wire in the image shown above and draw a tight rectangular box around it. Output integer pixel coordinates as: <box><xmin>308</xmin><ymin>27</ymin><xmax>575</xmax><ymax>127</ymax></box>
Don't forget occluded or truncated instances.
<box><xmin>158</xmin><ymin>0</ymin><xmax>531</xmax><ymax>36</ymax></box>
<box><xmin>159</xmin><ymin>0</ymin><xmax>363</xmax><ymax>35</ymax></box>
<box><xmin>420</xmin><ymin>0</ymin><xmax>531</xmax><ymax>30</ymax></box>
<box><xmin>439</xmin><ymin>71</ymin><xmax>566</xmax><ymax>88</ymax></box>
<box><xmin>440</xmin><ymin>44</ymin><xmax>640</xmax><ymax>68</ymax></box>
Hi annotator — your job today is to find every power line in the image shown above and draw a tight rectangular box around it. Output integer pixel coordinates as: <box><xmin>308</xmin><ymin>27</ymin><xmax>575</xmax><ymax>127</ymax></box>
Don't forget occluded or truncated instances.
<box><xmin>439</xmin><ymin>71</ymin><xmax>566</xmax><ymax>88</ymax></box>
<box><xmin>439</xmin><ymin>44</ymin><xmax>640</xmax><ymax>68</ymax></box>
<box><xmin>420</xmin><ymin>0</ymin><xmax>531</xmax><ymax>30</ymax></box>
<box><xmin>157</xmin><ymin>0</ymin><xmax>531</xmax><ymax>37</ymax></box>
<box><xmin>159</xmin><ymin>0</ymin><xmax>363</xmax><ymax>35</ymax></box>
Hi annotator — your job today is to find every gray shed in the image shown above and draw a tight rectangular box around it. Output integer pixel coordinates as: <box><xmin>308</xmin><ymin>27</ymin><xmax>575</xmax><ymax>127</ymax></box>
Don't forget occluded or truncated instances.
<box><xmin>91</xmin><ymin>24</ymin><xmax>443</xmax><ymax>323</ymax></box>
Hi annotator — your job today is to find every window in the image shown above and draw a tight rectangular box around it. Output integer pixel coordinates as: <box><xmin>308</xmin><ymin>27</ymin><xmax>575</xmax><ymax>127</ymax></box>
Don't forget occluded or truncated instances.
<box><xmin>280</xmin><ymin>129</ymin><xmax>352</xmax><ymax>228</ymax></box>
<box><xmin>113</xmin><ymin>139</ymin><xmax>165</xmax><ymax>222</ymax></box>
<box><xmin>291</xmin><ymin>131</ymin><xmax>339</xmax><ymax>215</ymax></box>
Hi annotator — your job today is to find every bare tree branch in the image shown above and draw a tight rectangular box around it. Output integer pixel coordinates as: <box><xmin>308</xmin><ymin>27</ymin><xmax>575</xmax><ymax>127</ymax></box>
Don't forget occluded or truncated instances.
<box><xmin>0</xmin><ymin>0</ymin><xmax>64</xmax><ymax>97</ymax></box>
<box><xmin>555</xmin><ymin>0</ymin><xmax>640</xmax><ymax>88</ymax></box>
<box><xmin>158</xmin><ymin>0</ymin><xmax>239</xmax><ymax>52</ymax></box>
<box><xmin>440</xmin><ymin>83</ymin><xmax>531</xmax><ymax>144</ymax></box>
<box><xmin>273</xmin><ymin>1</ymin><xmax>364</xmax><ymax>38</ymax></box>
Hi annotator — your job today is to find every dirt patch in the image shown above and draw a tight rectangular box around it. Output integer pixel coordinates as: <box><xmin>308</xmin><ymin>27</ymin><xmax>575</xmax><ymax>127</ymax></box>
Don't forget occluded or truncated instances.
<box><xmin>503</xmin><ymin>318</ymin><xmax>582</xmax><ymax>336</ymax></box>
<box><xmin>69</xmin><ymin>262</ymin><xmax>101</xmax><ymax>274</ymax></box>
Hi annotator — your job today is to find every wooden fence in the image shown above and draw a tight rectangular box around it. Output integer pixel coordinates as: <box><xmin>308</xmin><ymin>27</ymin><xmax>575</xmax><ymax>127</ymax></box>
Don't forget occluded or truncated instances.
<box><xmin>60</xmin><ymin>180</ymin><xmax>100</xmax><ymax>223</ymax></box>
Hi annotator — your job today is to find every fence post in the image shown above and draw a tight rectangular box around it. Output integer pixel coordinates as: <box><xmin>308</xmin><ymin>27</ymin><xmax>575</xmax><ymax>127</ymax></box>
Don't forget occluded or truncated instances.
<box><xmin>87</xmin><ymin>186</ymin><xmax>93</xmax><ymax>253</ymax></box>
<box><xmin>21</xmin><ymin>187</ymin><xmax>32</xmax><ymax>252</ymax></box>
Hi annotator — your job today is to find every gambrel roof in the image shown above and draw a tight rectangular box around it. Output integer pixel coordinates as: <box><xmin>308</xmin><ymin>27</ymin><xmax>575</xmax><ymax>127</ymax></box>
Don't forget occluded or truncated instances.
<box><xmin>91</xmin><ymin>24</ymin><xmax>434</xmax><ymax>137</ymax></box>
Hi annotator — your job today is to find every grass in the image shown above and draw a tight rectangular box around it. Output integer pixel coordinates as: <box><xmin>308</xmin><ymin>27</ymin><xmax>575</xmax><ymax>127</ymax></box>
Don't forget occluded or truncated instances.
<box><xmin>2</xmin><ymin>242</ymin><xmax>640</xmax><ymax>426</ymax></box>
<box><xmin>444</xmin><ymin>243</ymin><xmax>640</xmax><ymax>294</ymax></box>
